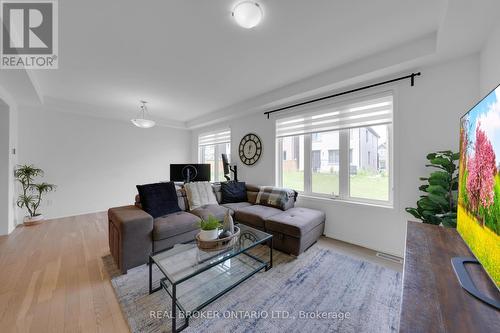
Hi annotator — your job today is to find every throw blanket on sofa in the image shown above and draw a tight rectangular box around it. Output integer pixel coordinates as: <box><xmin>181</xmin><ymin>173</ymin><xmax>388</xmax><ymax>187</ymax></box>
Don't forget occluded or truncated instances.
<box><xmin>255</xmin><ymin>186</ymin><xmax>297</xmax><ymax>210</ymax></box>
<box><xmin>184</xmin><ymin>181</ymin><xmax>218</xmax><ymax>210</ymax></box>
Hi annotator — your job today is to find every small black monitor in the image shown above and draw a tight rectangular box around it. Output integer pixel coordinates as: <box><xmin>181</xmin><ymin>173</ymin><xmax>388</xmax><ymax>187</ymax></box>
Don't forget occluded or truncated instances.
<box><xmin>170</xmin><ymin>164</ymin><xmax>211</xmax><ymax>182</ymax></box>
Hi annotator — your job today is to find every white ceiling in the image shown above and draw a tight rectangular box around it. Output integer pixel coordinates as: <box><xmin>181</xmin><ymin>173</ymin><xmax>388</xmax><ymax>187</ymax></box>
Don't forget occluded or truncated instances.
<box><xmin>8</xmin><ymin>0</ymin><xmax>500</xmax><ymax>126</ymax></box>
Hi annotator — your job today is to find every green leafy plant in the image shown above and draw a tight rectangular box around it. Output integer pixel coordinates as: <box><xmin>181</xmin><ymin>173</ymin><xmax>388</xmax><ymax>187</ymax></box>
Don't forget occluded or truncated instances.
<box><xmin>15</xmin><ymin>164</ymin><xmax>56</xmax><ymax>218</ymax></box>
<box><xmin>198</xmin><ymin>215</ymin><xmax>221</xmax><ymax>230</ymax></box>
<box><xmin>405</xmin><ymin>151</ymin><xmax>459</xmax><ymax>228</ymax></box>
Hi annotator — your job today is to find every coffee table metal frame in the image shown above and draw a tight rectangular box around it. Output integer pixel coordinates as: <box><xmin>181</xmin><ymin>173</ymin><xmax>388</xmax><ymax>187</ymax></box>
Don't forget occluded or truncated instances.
<box><xmin>148</xmin><ymin>226</ymin><xmax>273</xmax><ymax>333</ymax></box>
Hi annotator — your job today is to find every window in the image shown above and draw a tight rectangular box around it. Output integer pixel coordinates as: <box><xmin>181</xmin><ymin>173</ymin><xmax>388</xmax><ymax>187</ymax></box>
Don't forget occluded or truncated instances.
<box><xmin>280</xmin><ymin>135</ymin><xmax>304</xmax><ymax>191</ymax></box>
<box><xmin>312</xmin><ymin>131</ymin><xmax>340</xmax><ymax>195</ymax></box>
<box><xmin>200</xmin><ymin>145</ymin><xmax>215</xmax><ymax>179</ymax></box>
<box><xmin>198</xmin><ymin>129</ymin><xmax>231</xmax><ymax>182</ymax></box>
<box><xmin>328</xmin><ymin>149</ymin><xmax>339</xmax><ymax>164</ymax></box>
<box><xmin>350</xmin><ymin>125</ymin><xmax>389</xmax><ymax>201</ymax></box>
<box><xmin>276</xmin><ymin>93</ymin><xmax>393</xmax><ymax>205</ymax></box>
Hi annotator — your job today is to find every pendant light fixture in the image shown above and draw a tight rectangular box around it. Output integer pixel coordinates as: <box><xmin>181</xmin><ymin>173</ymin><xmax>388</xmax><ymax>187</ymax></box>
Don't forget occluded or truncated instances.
<box><xmin>131</xmin><ymin>100</ymin><xmax>156</xmax><ymax>128</ymax></box>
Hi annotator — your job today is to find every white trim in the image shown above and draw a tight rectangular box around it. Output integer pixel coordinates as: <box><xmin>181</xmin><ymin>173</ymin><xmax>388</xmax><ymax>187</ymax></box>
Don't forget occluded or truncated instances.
<box><xmin>303</xmin><ymin>134</ymin><xmax>312</xmax><ymax>193</ymax></box>
<box><xmin>339</xmin><ymin>129</ymin><xmax>349</xmax><ymax>199</ymax></box>
<box><xmin>276</xmin><ymin>139</ymin><xmax>283</xmax><ymax>187</ymax></box>
<box><xmin>299</xmin><ymin>194</ymin><xmax>394</xmax><ymax>209</ymax></box>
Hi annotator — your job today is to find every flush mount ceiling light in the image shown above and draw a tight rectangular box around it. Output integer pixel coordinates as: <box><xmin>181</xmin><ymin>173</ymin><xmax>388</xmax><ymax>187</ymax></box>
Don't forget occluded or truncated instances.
<box><xmin>131</xmin><ymin>101</ymin><xmax>156</xmax><ymax>128</ymax></box>
<box><xmin>232</xmin><ymin>1</ymin><xmax>263</xmax><ymax>29</ymax></box>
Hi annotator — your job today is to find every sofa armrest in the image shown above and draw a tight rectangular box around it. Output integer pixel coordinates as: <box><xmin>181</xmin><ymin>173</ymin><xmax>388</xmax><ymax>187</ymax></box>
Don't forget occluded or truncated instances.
<box><xmin>108</xmin><ymin>205</ymin><xmax>153</xmax><ymax>273</ymax></box>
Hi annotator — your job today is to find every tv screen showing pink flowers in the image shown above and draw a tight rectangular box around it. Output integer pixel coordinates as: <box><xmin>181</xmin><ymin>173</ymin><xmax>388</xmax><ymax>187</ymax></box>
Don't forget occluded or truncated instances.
<box><xmin>458</xmin><ymin>85</ymin><xmax>500</xmax><ymax>288</ymax></box>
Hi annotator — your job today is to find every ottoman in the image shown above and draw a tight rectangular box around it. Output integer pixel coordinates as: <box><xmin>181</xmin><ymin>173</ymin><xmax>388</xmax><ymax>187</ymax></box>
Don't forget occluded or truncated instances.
<box><xmin>265</xmin><ymin>207</ymin><xmax>326</xmax><ymax>256</ymax></box>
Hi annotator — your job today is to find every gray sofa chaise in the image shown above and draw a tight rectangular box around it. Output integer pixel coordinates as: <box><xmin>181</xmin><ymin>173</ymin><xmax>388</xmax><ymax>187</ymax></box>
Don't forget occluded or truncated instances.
<box><xmin>108</xmin><ymin>183</ymin><xmax>325</xmax><ymax>273</ymax></box>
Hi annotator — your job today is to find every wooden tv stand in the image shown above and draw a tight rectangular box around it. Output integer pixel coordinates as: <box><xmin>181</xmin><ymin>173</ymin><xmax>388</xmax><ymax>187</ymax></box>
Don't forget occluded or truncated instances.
<box><xmin>399</xmin><ymin>221</ymin><xmax>499</xmax><ymax>332</ymax></box>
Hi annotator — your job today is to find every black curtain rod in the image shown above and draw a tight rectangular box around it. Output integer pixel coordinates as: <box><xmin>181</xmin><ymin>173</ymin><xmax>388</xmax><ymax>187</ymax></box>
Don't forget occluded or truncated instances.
<box><xmin>264</xmin><ymin>72</ymin><xmax>421</xmax><ymax>119</ymax></box>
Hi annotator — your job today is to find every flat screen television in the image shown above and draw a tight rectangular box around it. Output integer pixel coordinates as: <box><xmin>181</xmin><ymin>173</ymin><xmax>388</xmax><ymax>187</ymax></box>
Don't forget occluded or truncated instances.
<box><xmin>456</xmin><ymin>84</ymin><xmax>500</xmax><ymax>308</ymax></box>
<box><xmin>170</xmin><ymin>164</ymin><xmax>211</xmax><ymax>182</ymax></box>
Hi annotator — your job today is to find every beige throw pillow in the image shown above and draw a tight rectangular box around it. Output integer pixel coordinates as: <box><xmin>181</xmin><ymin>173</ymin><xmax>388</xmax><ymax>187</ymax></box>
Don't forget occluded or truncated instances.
<box><xmin>184</xmin><ymin>182</ymin><xmax>218</xmax><ymax>210</ymax></box>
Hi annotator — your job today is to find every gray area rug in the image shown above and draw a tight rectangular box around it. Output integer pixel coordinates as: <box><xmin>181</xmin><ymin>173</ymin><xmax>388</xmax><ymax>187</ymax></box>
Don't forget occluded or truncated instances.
<box><xmin>103</xmin><ymin>245</ymin><xmax>402</xmax><ymax>333</ymax></box>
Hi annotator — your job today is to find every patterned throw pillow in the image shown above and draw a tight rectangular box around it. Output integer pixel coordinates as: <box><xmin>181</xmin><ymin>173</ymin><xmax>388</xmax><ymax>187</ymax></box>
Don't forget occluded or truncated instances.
<box><xmin>255</xmin><ymin>186</ymin><xmax>297</xmax><ymax>210</ymax></box>
<box><xmin>184</xmin><ymin>181</ymin><xmax>218</xmax><ymax>210</ymax></box>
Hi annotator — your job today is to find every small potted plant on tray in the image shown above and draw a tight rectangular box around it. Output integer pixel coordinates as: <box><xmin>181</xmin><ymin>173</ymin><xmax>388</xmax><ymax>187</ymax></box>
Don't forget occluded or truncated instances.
<box><xmin>15</xmin><ymin>164</ymin><xmax>56</xmax><ymax>226</ymax></box>
<box><xmin>198</xmin><ymin>215</ymin><xmax>221</xmax><ymax>241</ymax></box>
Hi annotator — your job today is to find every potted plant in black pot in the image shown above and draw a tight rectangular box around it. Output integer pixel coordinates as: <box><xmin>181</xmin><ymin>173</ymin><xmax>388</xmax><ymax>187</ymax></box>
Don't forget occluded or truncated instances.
<box><xmin>15</xmin><ymin>164</ymin><xmax>56</xmax><ymax>225</ymax></box>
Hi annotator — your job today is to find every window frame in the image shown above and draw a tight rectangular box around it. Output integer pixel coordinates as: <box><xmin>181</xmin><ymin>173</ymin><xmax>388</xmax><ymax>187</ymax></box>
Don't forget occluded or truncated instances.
<box><xmin>199</xmin><ymin>145</ymin><xmax>215</xmax><ymax>177</ymax></box>
<box><xmin>198</xmin><ymin>129</ymin><xmax>231</xmax><ymax>182</ymax></box>
<box><xmin>276</xmin><ymin>90</ymin><xmax>394</xmax><ymax>207</ymax></box>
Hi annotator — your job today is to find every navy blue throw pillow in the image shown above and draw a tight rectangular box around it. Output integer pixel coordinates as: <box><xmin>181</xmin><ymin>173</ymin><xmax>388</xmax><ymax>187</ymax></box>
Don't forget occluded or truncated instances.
<box><xmin>221</xmin><ymin>182</ymin><xmax>248</xmax><ymax>204</ymax></box>
<box><xmin>136</xmin><ymin>182</ymin><xmax>181</xmax><ymax>218</ymax></box>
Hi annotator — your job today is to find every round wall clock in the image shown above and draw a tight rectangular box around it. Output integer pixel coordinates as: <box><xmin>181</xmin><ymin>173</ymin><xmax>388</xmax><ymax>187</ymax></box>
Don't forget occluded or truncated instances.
<box><xmin>239</xmin><ymin>133</ymin><xmax>262</xmax><ymax>166</ymax></box>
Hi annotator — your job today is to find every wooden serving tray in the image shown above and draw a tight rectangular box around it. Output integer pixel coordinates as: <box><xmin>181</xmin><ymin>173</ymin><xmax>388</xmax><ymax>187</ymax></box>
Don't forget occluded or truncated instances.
<box><xmin>196</xmin><ymin>226</ymin><xmax>240</xmax><ymax>252</ymax></box>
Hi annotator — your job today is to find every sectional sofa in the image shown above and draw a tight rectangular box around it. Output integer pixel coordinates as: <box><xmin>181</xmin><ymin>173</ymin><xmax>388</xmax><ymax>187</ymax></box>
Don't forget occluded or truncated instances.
<box><xmin>108</xmin><ymin>183</ymin><xmax>325</xmax><ymax>273</ymax></box>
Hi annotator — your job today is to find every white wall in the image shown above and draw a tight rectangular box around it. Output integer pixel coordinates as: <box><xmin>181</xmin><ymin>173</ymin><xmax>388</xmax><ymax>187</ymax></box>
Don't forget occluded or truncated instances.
<box><xmin>191</xmin><ymin>114</ymin><xmax>276</xmax><ymax>186</ymax></box>
<box><xmin>9</xmin><ymin>102</ymin><xmax>18</xmax><ymax>230</ymax></box>
<box><xmin>0</xmin><ymin>87</ymin><xmax>19</xmax><ymax>235</ymax></box>
<box><xmin>192</xmin><ymin>54</ymin><xmax>479</xmax><ymax>257</ymax></box>
<box><xmin>480</xmin><ymin>22</ymin><xmax>500</xmax><ymax>95</ymax></box>
<box><xmin>17</xmin><ymin>106</ymin><xmax>191</xmax><ymax>220</ymax></box>
<box><xmin>0</xmin><ymin>102</ymin><xmax>9</xmax><ymax>235</ymax></box>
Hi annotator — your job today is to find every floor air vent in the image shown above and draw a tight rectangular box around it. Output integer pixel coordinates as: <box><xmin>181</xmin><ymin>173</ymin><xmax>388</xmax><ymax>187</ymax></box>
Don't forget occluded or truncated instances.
<box><xmin>376</xmin><ymin>252</ymin><xmax>403</xmax><ymax>264</ymax></box>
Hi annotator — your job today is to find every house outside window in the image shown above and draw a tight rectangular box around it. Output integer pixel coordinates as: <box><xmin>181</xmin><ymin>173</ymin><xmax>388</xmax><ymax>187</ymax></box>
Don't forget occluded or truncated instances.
<box><xmin>328</xmin><ymin>149</ymin><xmax>339</xmax><ymax>164</ymax></box>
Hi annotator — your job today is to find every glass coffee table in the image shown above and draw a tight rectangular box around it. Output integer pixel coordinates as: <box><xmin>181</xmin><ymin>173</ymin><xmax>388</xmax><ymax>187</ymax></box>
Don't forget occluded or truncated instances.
<box><xmin>149</xmin><ymin>224</ymin><xmax>273</xmax><ymax>332</ymax></box>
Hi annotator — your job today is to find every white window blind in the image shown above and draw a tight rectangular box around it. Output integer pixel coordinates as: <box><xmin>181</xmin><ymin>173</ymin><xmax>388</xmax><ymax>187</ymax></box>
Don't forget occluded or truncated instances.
<box><xmin>276</xmin><ymin>94</ymin><xmax>393</xmax><ymax>138</ymax></box>
<box><xmin>198</xmin><ymin>129</ymin><xmax>231</xmax><ymax>146</ymax></box>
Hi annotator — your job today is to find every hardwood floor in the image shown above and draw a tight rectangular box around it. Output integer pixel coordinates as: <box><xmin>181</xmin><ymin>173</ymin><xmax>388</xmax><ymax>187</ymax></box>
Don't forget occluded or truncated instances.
<box><xmin>0</xmin><ymin>212</ymin><xmax>128</xmax><ymax>333</ymax></box>
<box><xmin>0</xmin><ymin>212</ymin><xmax>403</xmax><ymax>333</ymax></box>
